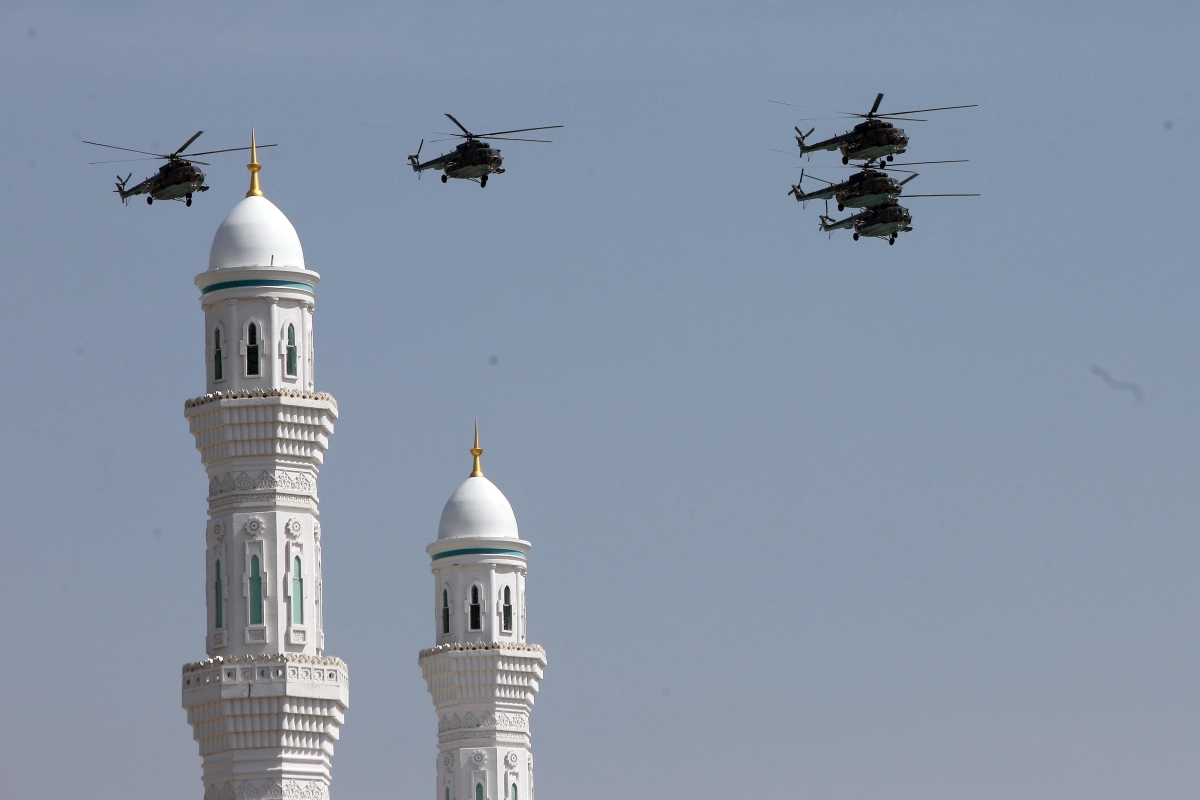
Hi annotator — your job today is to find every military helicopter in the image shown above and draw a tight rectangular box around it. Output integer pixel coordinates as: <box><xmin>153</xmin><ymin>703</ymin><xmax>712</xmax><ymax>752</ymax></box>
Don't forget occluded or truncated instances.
<box><xmin>818</xmin><ymin>200</ymin><xmax>914</xmax><ymax>245</ymax></box>
<box><xmin>407</xmin><ymin>114</ymin><xmax>562</xmax><ymax>187</ymax></box>
<box><xmin>83</xmin><ymin>131</ymin><xmax>276</xmax><ymax>206</ymax></box>
<box><xmin>772</xmin><ymin>93</ymin><xmax>976</xmax><ymax>164</ymax></box>
<box><xmin>789</xmin><ymin>160</ymin><xmax>975</xmax><ymax>210</ymax></box>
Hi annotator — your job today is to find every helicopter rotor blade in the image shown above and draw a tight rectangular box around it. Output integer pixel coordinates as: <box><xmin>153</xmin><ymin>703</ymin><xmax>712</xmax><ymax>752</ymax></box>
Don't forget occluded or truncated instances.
<box><xmin>89</xmin><ymin>156</ymin><xmax>165</xmax><ymax>164</ymax></box>
<box><xmin>444</xmin><ymin>113</ymin><xmax>474</xmax><ymax>137</ymax></box>
<box><xmin>898</xmin><ymin>173</ymin><xmax>919</xmax><ymax>186</ymax></box>
<box><xmin>885</xmin><ymin>160</ymin><xmax>969</xmax><ymax>167</ymax></box>
<box><xmin>82</xmin><ymin>140</ymin><xmax>168</xmax><ymax>158</ymax></box>
<box><xmin>185</xmin><ymin>143</ymin><xmax>277</xmax><ymax>157</ymax></box>
<box><xmin>480</xmin><ymin>136</ymin><xmax>554</xmax><ymax>143</ymax></box>
<box><xmin>877</xmin><ymin>103</ymin><xmax>977</xmax><ymax>117</ymax></box>
<box><xmin>472</xmin><ymin>125</ymin><xmax>564</xmax><ymax>138</ymax></box>
<box><xmin>901</xmin><ymin>193</ymin><xmax>981</xmax><ymax>198</ymax></box>
<box><xmin>868</xmin><ymin>93</ymin><xmax>884</xmax><ymax>116</ymax></box>
<box><xmin>172</xmin><ymin>131</ymin><xmax>204</xmax><ymax>156</ymax></box>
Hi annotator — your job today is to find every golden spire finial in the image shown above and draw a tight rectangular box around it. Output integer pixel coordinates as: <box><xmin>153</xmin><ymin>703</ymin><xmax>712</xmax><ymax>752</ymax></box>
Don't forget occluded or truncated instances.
<box><xmin>246</xmin><ymin>127</ymin><xmax>264</xmax><ymax>198</ymax></box>
<box><xmin>470</xmin><ymin>419</ymin><xmax>484</xmax><ymax>477</ymax></box>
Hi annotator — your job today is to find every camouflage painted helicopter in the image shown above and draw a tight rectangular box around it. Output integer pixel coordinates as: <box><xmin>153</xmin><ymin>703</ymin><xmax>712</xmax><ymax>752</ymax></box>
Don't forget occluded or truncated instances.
<box><xmin>84</xmin><ymin>131</ymin><xmax>276</xmax><ymax>206</ymax></box>
<box><xmin>772</xmin><ymin>93</ymin><xmax>976</xmax><ymax>164</ymax></box>
<box><xmin>407</xmin><ymin>114</ymin><xmax>562</xmax><ymax>187</ymax></box>
<box><xmin>790</xmin><ymin>160</ymin><xmax>974</xmax><ymax>210</ymax></box>
<box><xmin>818</xmin><ymin>200</ymin><xmax>914</xmax><ymax>245</ymax></box>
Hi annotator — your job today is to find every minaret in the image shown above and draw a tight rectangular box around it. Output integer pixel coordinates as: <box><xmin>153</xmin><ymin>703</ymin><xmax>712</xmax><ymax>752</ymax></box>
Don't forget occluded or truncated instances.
<box><xmin>180</xmin><ymin>132</ymin><xmax>349</xmax><ymax>800</ymax></box>
<box><xmin>420</xmin><ymin>425</ymin><xmax>547</xmax><ymax>800</ymax></box>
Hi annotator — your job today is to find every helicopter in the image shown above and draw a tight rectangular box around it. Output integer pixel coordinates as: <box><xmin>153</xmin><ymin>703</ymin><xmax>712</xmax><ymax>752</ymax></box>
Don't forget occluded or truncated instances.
<box><xmin>790</xmin><ymin>160</ymin><xmax>975</xmax><ymax>210</ymax></box>
<box><xmin>407</xmin><ymin>114</ymin><xmax>562</xmax><ymax>187</ymax></box>
<box><xmin>83</xmin><ymin>131</ymin><xmax>276</xmax><ymax>206</ymax></box>
<box><xmin>818</xmin><ymin>200</ymin><xmax>914</xmax><ymax>245</ymax></box>
<box><xmin>773</xmin><ymin>93</ymin><xmax>976</xmax><ymax>164</ymax></box>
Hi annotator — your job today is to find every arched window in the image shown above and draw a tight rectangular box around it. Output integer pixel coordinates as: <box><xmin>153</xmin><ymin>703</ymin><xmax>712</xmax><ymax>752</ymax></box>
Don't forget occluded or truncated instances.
<box><xmin>246</xmin><ymin>323</ymin><xmax>261</xmax><ymax>377</ymax></box>
<box><xmin>511</xmin><ymin>784</ymin><xmax>517</xmax><ymax>800</ymax></box>
<box><xmin>249</xmin><ymin>555</ymin><xmax>263</xmax><ymax>625</ymax></box>
<box><xmin>286</xmin><ymin>323</ymin><xmax>298</xmax><ymax>377</ymax></box>
<box><xmin>213</xmin><ymin>329</ymin><xmax>224</xmax><ymax>381</ymax></box>
<box><xmin>292</xmin><ymin>556</ymin><xmax>304</xmax><ymax>625</ymax></box>
<box><xmin>442</xmin><ymin>589</ymin><xmax>450</xmax><ymax>634</ymax></box>
<box><xmin>476</xmin><ymin>784</ymin><xmax>483</xmax><ymax>800</ymax></box>
<box><xmin>469</xmin><ymin>585</ymin><xmax>482</xmax><ymax>631</ymax></box>
<box><xmin>502</xmin><ymin>586</ymin><xmax>513</xmax><ymax>632</ymax></box>
<box><xmin>445</xmin><ymin>789</ymin><xmax>450</xmax><ymax>800</ymax></box>
<box><xmin>214</xmin><ymin>560</ymin><xmax>223</xmax><ymax>629</ymax></box>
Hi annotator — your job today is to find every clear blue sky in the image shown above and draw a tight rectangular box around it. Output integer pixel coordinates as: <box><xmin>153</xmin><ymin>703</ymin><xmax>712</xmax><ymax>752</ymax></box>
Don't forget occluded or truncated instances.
<box><xmin>2</xmin><ymin>2</ymin><xmax>1199</xmax><ymax>799</ymax></box>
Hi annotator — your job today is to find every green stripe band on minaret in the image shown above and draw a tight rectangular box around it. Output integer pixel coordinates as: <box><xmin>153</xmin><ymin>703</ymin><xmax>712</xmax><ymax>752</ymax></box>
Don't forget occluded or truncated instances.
<box><xmin>431</xmin><ymin>547</ymin><xmax>527</xmax><ymax>561</ymax></box>
<box><xmin>201</xmin><ymin>279</ymin><xmax>314</xmax><ymax>295</ymax></box>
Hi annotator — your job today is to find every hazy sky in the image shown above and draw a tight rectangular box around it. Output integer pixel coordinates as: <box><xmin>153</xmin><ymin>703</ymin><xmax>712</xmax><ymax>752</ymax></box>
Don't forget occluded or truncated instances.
<box><xmin>2</xmin><ymin>2</ymin><xmax>1199</xmax><ymax>799</ymax></box>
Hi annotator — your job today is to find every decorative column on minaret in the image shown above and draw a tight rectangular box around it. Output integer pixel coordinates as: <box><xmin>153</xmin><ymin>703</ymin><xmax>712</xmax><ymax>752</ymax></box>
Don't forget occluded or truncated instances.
<box><xmin>180</xmin><ymin>131</ymin><xmax>349</xmax><ymax>800</ymax></box>
<box><xmin>420</xmin><ymin>426</ymin><xmax>547</xmax><ymax>800</ymax></box>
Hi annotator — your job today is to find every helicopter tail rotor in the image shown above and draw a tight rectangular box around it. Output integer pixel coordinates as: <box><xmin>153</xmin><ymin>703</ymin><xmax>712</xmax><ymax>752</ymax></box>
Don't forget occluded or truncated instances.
<box><xmin>114</xmin><ymin>173</ymin><xmax>132</xmax><ymax>204</ymax></box>
<box><xmin>795</xmin><ymin>126</ymin><xmax>815</xmax><ymax>149</ymax></box>
<box><xmin>408</xmin><ymin>139</ymin><xmax>424</xmax><ymax>174</ymax></box>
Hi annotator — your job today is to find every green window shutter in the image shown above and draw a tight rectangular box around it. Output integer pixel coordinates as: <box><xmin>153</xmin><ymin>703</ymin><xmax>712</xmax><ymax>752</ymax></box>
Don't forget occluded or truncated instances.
<box><xmin>476</xmin><ymin>785</ymin><xmax>483</xmax><ymax>800</ymax></box>
<box><xmin>511</xmin><ymin>785</ymin><xmax>517</xmax><ymax>800</ymax></box>
<box><xmin>442</xmin><ymin>589</ymin><xmax>450</xmax><ymax>634</ymax></box>
<box><xmin>292</xmin><ymin>556</ymin><xmax>304</xmax><ymax>625</ymax></box>
<box><xmin>214</xmin><ymin>560</ymin><xmax>223</xmax><ymax>629</ymax></box>
<box><xmin>286</xmin><ymin>324</ymin><xmax>298</xmax><ymax>376</ymax></box>
<box><xmin>249</xmin><ymin>555</ymin><xmax>263</xmax><ymax>625</ymax></box>
<box><xmin>502</xmin><ymin>586</ymin><xmax>512</xmax><ymax>632</ymax></box>
<box><xmin>214</xmin><ymin>330</ymin><xmax>223</xmax><ymax>381</ymax></box>
<box><xmin>247</xmin><ymin>323</ymin><xmax>260</xmax><ymax>376</ymax></box>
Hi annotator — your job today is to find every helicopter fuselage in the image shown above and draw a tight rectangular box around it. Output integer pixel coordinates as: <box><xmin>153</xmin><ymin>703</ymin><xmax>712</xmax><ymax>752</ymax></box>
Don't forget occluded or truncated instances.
<box><xmin>836</xmin><ymin>173</ymin><xmax>903</xmax><ymax>209</ymax></box>
<box><xmin>412</xmin><ymin>140</ymin><xmax>505</xmax><ymax>180</ymax></box>
<box><xmin>801</xmin><ymin>120</ymin><xmax>908</xmax><ymax>163</ymax></box>
<box><xmin>122</xmin><ymin>160</ymin><xmax>208</xmax><ymax>200</ymax></box>
<box><xmin>820</xmin><ymin>201</ymin><xmax>912</xmax><ymax>240</ymax></box>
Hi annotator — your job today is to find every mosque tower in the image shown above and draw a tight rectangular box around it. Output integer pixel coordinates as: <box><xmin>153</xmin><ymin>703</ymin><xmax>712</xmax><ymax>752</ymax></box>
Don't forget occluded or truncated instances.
<box><xmin>180</xmin><ymin>133</ymin><xmax>349</xmax><ymax>800</ymax></box>
<box><xmin>420</xmin><ymin>427</ymin><xmax>548</xmax><ymax>800</ymax></box>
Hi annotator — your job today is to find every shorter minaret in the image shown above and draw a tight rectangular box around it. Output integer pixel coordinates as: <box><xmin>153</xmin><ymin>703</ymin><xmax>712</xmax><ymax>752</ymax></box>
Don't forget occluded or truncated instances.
<box><xmin>420</xmin><ymin>425</ymin><xmax>547</xmax><ymax>800</ymax></box>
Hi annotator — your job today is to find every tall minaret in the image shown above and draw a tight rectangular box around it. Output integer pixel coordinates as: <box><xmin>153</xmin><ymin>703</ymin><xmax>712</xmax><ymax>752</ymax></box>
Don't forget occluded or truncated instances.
<box><xmin>420</xmin><ymin>425</ymin><xmax>547</xmax><ymax>800</ymax></box>
<box><xmin>180</xmin><ymin>132</ymin><xmax>349</xmax><ymax>800</ymax></box>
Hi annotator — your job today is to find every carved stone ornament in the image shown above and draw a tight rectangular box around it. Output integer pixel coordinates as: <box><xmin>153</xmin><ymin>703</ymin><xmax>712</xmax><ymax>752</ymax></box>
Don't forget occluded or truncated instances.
<box><xmin>442</xmin><ymin>753</ymin><xmax>455</xmax><ymax>769</ymax></box>
<box><xmin>212</xmin><ymin>522</ymin><xmax>226</xmax><ymax>543</ymax></box>
<box><xmin>244</xmin><ymin>516</ymin><xmax>265</xmax><ymax>538</ymax></box>
<box><xmin>473</xmin><ymin>751</ymin><xmax>486</xmax><ymax>764</ymax></box>
<box><xmin>203</xmin><ymin>778</ymin><xmax>330</xmax><ymax>800</ymax></box>
<box><xmin>504</xmin><ymin>751</ymin><xmax>519</xmax><ymax>768</ymax></box>
<box><xmin>313</xmin><ymin>521</ymin><xmax>321</xmax><ymax>543</ymax></box>
<box><xmin>285</xmin><ymin>518</ymin><xmax>303</xmax><ymax>540</ymax></box>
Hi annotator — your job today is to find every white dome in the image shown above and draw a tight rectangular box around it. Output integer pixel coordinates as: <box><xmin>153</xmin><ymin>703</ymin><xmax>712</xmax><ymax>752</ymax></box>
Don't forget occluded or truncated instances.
<box><xmin>437</xmin><ymin>476</ymin><xmax>519</xmax><ymax>540</ymax></box>
<box><xmin>208</xmin><ymin>195</ymin><xmax>305</xmax><ymax>271</ymax></box>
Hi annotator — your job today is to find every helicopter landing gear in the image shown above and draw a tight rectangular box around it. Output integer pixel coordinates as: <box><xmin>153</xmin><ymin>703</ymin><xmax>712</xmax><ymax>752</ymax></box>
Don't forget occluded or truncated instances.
<box><xmin>886</xmin><ymin>155</ymin><xmax>893</xmax><ymax>161</ymax></box>
<box><xmin>842</xmin><ymin>156</ymin><xmax>849</xmax><ymax>165</ymax></box>
<box><xmin>837</xmin><ymin>203</ymin><xmax>844</xmax><ymax>211</ymax></box>
<box><xmin>441</xmin><ymin>174</ymin><xmax>448</xmax><ymax>183</ymax></box>
<box><xmin>480</xmin><ymin>175</ymin><xmax>487</xmax><ymax>188</ymax></box>
<box><xmin>888</xmin><ymin>234</ymin><xmax>896</xmax><ymax>245</ymax></box>
<box><xmin>186</xmin><ymin>195</ymin><xmax>192</xmax><ymax>207</ymax></box>
<box><xmin>852</xmin><ymin>233</ymin><xmax>860</xmax><ymax>241</ymax></box>
<box><xmin>146</xmin><ymin>196</ymin><xmax>153</xmax><ymax>205</ymax></box>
